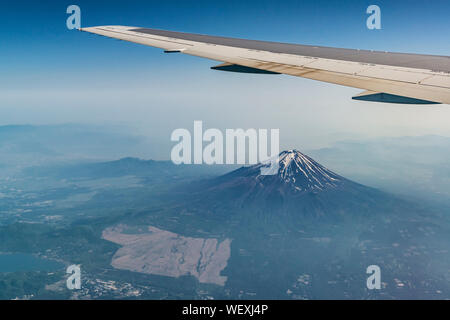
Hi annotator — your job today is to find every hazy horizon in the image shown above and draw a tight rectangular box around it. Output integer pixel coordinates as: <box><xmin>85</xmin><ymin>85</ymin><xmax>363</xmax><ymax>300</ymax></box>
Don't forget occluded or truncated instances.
<box><xmin>2</xmin><ymin>0</ymin><xmax>450</xmax><ymax>154</ymax></box>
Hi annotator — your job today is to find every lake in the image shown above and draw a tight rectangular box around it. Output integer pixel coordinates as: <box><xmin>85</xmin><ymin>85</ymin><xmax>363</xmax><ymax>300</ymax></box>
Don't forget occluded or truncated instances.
<box><xmin>0</xmin><ymin>253</ymin><xmax>63</xmax><ymax>273</ymax></box>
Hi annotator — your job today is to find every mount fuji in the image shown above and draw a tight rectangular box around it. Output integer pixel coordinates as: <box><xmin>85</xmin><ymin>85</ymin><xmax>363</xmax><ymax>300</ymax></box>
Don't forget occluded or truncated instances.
<box><xmin>185</xmin><ymin>150</ymin><xmax>400</xmax><ymax>223</ymax></box>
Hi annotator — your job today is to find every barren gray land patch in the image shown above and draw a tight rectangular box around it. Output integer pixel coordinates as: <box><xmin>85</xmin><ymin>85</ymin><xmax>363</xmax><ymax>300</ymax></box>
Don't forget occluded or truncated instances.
<box><xmin>102</xmin><ymin>225</ymin><xmax>232</xmax><ymax>286</ymax></box>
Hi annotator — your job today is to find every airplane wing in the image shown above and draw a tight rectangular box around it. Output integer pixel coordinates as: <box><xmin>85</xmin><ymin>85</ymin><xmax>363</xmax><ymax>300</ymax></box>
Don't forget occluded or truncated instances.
<box><xmin>80</xmin><ymin>26</ymin><xmax>450</xmax><ymax>105</ymax></box>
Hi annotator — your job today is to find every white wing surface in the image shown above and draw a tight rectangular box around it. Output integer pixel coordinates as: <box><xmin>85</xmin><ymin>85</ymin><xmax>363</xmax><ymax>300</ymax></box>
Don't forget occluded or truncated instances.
<box><xmin>81</xmin><ymin>26</ymin><xmax>450</xmax><ymax>105</ymax></box>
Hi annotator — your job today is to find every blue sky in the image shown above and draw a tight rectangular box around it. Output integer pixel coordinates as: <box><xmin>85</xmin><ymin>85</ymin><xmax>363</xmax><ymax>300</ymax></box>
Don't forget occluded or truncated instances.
<box><xmin>1</xmin><ymin>0</ymin><xmax>450</xmax><ymax>158</ymax></box>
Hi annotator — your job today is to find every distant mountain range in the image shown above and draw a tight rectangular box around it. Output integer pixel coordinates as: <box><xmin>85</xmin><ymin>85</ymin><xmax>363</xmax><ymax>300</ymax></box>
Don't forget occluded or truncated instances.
<box><xmin>2</xmin><ymin>124</ymin><xmax>450</xmax><ymax>205</ymax></box>
<box><xmin>0</xmin><ymin>124</ymin><xmax>152</xmax><ymax>168</ymax></box>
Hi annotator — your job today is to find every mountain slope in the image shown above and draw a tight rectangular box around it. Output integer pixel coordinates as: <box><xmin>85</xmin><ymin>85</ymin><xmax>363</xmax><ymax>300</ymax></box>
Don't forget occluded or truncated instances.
<box><xmin>183</xmin><ymin>150</ymin><xmax>401</xmax><ymax>224</ymax></box>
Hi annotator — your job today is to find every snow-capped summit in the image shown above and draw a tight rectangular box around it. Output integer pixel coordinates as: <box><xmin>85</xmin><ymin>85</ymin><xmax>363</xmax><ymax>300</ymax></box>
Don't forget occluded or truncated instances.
<box><xmin>257</xmin><ymin>150</ymin><xmax>343</xmax><ymax>192</ymax></box>
<box><xmin>205</xmin><ymin>150</ymin><xmax>345</xmax><ymax>197</ymax></box>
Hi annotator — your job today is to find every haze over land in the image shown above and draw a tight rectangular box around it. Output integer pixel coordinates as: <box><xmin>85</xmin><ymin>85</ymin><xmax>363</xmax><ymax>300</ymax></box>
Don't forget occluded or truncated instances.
<box><xmin>1</xmin><ymin>124</ymin><xmax>450</xmax><ymax>299</ymax></box>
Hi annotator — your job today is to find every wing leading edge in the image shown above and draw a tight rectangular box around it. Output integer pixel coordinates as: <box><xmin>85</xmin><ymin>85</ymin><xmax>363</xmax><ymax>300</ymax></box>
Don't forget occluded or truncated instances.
<box><xmin>80</xmin><ymin>26</ymin><xmax>450</xmax><ymax>105</ymax></box>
